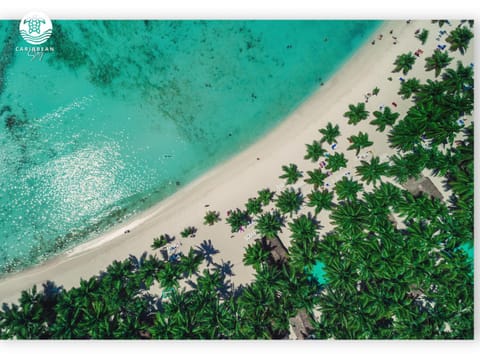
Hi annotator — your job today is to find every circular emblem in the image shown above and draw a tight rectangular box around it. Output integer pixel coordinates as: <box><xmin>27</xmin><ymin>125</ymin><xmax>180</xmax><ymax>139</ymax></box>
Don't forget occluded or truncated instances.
<box><xmin>19</xmin><ymin>11</ymin><xmax>53</xmax><ymax>45</ymax></box>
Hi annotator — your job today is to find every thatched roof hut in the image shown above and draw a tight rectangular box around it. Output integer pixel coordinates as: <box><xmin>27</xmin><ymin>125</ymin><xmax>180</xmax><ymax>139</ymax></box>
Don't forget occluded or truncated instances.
<box><xmin>289</xmin><ymin>308</ymin><xmax>314</xmax><ymax>340</ymax></box>
<box><xmin>265</xmin><ymin>235</ymin><xmax>289</xmax><ymax>263</ymax></box>
<box><xmin>402</xmin><ymin>176</ymin><xmax>444</xmax><ymax>200</ymax></box>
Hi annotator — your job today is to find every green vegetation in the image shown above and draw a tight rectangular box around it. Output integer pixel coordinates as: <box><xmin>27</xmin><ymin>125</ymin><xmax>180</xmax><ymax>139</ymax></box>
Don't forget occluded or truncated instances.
<box><xmin>356</xmin><ymin>156</ymin><xmax>389</xmax><ymax>186</ymax></box>
<box><xmin>255</xmin><ymin>211</ymin><xmax>284</xmax><ymax>239</ymax></box>
<box><xmin>226</xmin><ymin>209</ymin><xmax>250</xmax><ymax>232</ymax></box>
<box><xmin>334</xmin><ymin>177</ymin><xmax>363</xmax><ymax>202</ymax></box>
<box><xmin>151</xmin><ymin>233</ymin><xmax>174</xmax><ymax>250</ymax></box>
<box><xmin>319</xmin><ymin>122</ymin><xmax>341</xmax><ymax>144</ymax></box>
<box><xmin>180</xmin><ymin>226</ymin><xmax>197</xmax><ymax>238</ymax></box>
<box><xmin>398</xmin><ymin>77</ymin><xmax>421</xmax><ymax>99</ymax></box>
<box><xmin>307</xmin><ymin>189</ymin><xmax>334</xmax><ymax>214</ymax></box>
<box><xmin>347</xmin><ymin>132</ymin><xmax>373</xmax><ymax>155</ymax></box>
<box><xmin>343</xmin><ymin>103</ymin><xmax>369</xmax><ymax>125</ymax></box>
<box><xmin>371</xmin><ymin>106</ymin><xmax>400</xmax><ymax>132</ymax></box>
<box><xmin>279</xmin><ymin>163</ymin><xmax>303</xmax><ymax>185</ymax></box>
<box><xmin>203</xmin><ymin>211</ymin><xmax>221</xmax><ymax>226</ymax></box>
<box><xmin>0</xmin><ymin>21</ymin><xmax>473</xmax><ymax>340</ymax></box>
<box><xmin>392</xmin><ymin>52</ymin><xmax>416</xmax><ymax>75</ymax></box>
<box><xmin>425</xmin><ymin>49</ymin><xmax>453</xmax><ymax>77</ymax></box>
<box><xmin>446</xmin><ymin>26</ymin><xmax>474</xmax><ymax>55</ymax></box>
<box><xmin>305</xmin><ymin>169</ymin><xmax>328</xmax><ymax>189</ymax></box>
<box><xmin>243</xmin><ymin>240</ymin><xmax>271</xmax><ymax>271</ymax></box>
<box><xmin>275</xmin><ymin>188</ymin><xmax>303</xmax><ymax>216</ymax></box>
<box><xmin>257</xmin><ymin>188</ymin><xmax>275</xmax><ymax>206</ymax></box>
<box><xmin>304</xmin><ymin>140</ymin><xmax>325</xmax><ymax>162</ymax></box>
<box><xmin>415</xmin><ymin>28</ymin><xmax>429</xmax><ymax>45</ymax></box>
<box><xmin>245</xmin><ymin>197</ymin><xmax>263</xmax><ymax>216</ymax></box>
<box><xmin>326</xmin><ymin>152</ymin><xmax>348</xmax><ymax>172</ymax></box>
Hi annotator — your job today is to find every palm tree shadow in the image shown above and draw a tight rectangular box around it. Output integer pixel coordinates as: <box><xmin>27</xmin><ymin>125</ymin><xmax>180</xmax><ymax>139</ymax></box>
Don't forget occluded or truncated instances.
<box><xmin>196</xmin><ymin>239</ymin><xmax>219</xmax><ymax>266</ymax></box>
<box><xmin>41</xmin><ymin>280</ymin><xmax>63</xmax><ymax>298</ymax></box>
<box><xmin>218</xmin><ymin>277</ymin><xmax>234</xmax><ymax>299</ymax></box>
<box><xmin>213</xmin><ymin>259</ymin><xmax>235</xmax><ymax>277</ymax></box>
<box><xmin>128</xmin><ymin>252</ymin><xmax>148</xmax><ymax>270</ymax></box>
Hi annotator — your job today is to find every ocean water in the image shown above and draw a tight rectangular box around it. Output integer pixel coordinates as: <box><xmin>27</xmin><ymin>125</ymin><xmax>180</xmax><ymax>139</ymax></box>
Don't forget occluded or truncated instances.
<box><xmin>0</xmin><ymin>20</ymin><xmax>381</xmax><ymax>274</ymax></box>
<box><xmin>311</xmin><ymin>261</ymin><xmax>326</xmax><ymax>285</ymax></box>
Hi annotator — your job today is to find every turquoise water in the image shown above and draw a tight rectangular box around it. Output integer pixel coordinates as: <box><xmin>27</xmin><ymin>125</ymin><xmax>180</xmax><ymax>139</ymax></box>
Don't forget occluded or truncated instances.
<box><xmin>0</xmin><ymin>20</ymin><xmax>381</xmax><ymax>274</ymax></box>
<box><xmin>311</xmin><ymin>261</ymin><xmax>327</xmax><ymax>284</ymax></box>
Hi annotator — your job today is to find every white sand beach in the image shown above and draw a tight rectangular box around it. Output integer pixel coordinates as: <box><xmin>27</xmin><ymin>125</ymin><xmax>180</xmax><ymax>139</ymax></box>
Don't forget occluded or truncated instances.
<box><xmin>0</xmin><ymin>20</ymin><xmax>472</xmax><ymax>304</ymax></box>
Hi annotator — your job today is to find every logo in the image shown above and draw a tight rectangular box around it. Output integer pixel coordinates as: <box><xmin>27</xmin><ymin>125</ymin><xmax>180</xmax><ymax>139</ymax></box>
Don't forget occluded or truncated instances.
<box><xmin>19</xmin><ymin>11</ymin><xmax>53</xmax><ymax>45</ymax></box>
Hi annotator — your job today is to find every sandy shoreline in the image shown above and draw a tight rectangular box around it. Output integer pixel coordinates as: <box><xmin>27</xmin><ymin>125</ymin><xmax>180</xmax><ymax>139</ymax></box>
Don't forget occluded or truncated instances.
<box><xmin>0</xmin><ymin>20</ymin><xmax>470</xmax><ymax>304</ymax></box>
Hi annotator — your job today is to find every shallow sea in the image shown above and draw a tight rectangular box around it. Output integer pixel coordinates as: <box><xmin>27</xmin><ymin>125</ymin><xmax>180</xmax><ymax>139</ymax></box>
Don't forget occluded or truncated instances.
<box><xmin>0</xmin><ymin>20</ymin><xmax>381</xmax><ymax>273</ymax></box>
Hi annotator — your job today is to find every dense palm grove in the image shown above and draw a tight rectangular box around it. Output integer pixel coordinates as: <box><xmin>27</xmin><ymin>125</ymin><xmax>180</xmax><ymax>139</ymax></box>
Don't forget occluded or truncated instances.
<box><xmin>0</xmin><ymin>21</ymin><xmax>474</xmax><ymax>339</ymax></box>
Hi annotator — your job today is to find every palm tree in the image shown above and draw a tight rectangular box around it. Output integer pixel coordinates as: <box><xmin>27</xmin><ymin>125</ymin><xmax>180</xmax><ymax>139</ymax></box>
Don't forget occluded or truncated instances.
<box><xmin>398</xmin><ymin>78</ymin><xmax>421</xmax><ymax>99</ymax></box>
<box><xmin>370</xmin><ymin>107</ymin><xmax>400</xmax><ymax>132</ymax></box>
<box><xmin>415</xmin><ymin>79</ymin><xmax>448</xmax><ymax>105</ymax></box>
<box><xmin>180</xmin><ymin>226</ymin><xmax>197</xmax><ymax>238</ymax></box>
<box><xmin>257</xmin><ymin>188</ymin><xmax>275</xmax><ymax>206</ymax></box>
<box><xmin>245</xmin><ymin>197</ymin><xmax>263</xmax><ymax>216</ymax></box>
<box><xmin>356</xmin><ymin>156</ymin><xmax>389</xmax><ymax>186</ymax></box>
<box><xmin>226</xmin><ymin>208</ymin><xmax>251</xmax><ymax>232</ymax></box>
<box><xmin>446</xmin><ymin>26</ymin><xmax>474</xmax><ymax>55</ymax></box>
<box><xmin>343</xmin><ymin>103</ymin><xmax>369</xmax><ymax>125</ymax></box>
<box><xmin>203</xmin><ymin>210</ymin><xmax>221</xmax><ymax>226</ymax></box>
<box><xmin>347</xmin><ymin>132</ymin><xmax>373</xmax><ymax>155</ymax></box>
<box><xmin>330</xmin><ymin>200</ymin><xmax>369</xmax><ymax>237</ymax></box>
<box><xmin>442</xmin><ymin>61</ymin><xmax>474</xmax><ymax>94</ymax></box>
<box><xmin>334</xmin><ymin>177</ymin><xmax>363</xmax><ymax>202</ymax></box>
<box><xmin>275</xmin><ymin>188</ymin><xmax>303</xmax><ymax>216</ymax></box>
<box><xmin>255</xmin><ymin>211</ymin><xmax>284</xmax><ymax>238</ymax></box>
<box><xmin>305</xmin><ymin>168</ymin><xmax>328</xmax><ymax>190</ymax></box>
<box><xmin>387</xmin><ymin>154</ymin><xmax>424</xmax><ymax>183</ymax></box>
<box><xmin>388</xmin><ymin>116</ymin><xmax>424</xmax><ymax>152</ymax></box>
<box><xmin>392</xmin><ymin>52</ymin><xmax>416</xmax><ymax>75</ymax></box>
<box><xmin>156</xmin><ymin>262</ymin><xmax>181</xmax><ymax>289</ymax></box>
<box><xmin>415</xmin><ymin>29</ymin><xmax>429</xmax><ymax>45</ymax></box>
<box><xmin>304</xmin><ymin>140</ymin><xmax>325</xmax><ymax>162</ymax></box>
<box><xmin>289</xmin><ymin>237</ymin><xmax>322</xmax><ymax>273</ymax></box>
<box><xmin>326</xmin><ymin>152</ymin><xmax>348</xmax><ymax>172</ymax></box>
<box><xmin>319</xmin><ymin>122</ymin><xmax>341</xmax><ymax>144</ymax></box>
<box><xmin>151</xmin><ymin>234</ymin><xmax>174</xmax><ymax>250</ymax></box>
<box><xmin>288</xmin><ymin>213</ymin><xmax>319</xmax><ymax>242</ymax></box>
<box><xmin>372</xmin><ymin>181</ymin><xmax>404</xmax><ymax>209</ymax></box>
<box><xmin>424</xmin><ymin>49</ymin><xmax>453</xmax><ymax>77</ymax></box>
<box><xmin>431</xmin><ymin>20</ymin><xmax>449</xmax><ymax>27</ymax></box>
<box><xmin>178</xmin><ymin>248</ymin><xmax>203</xmax><ymax>277</ymax></box>
<box><xmin>243</xmin><ymin>240</ymin><xmax>272</xmax><ymax>271</ymax></box>
<box><xmin>307</xmin><ymin>189</ymin><xmax>334</xmax><ymax>214</ymax></box>
<box><xmin>279</xmin><ymin>163</ymin><xmax>303</xmax><ymax>185</ymax></box>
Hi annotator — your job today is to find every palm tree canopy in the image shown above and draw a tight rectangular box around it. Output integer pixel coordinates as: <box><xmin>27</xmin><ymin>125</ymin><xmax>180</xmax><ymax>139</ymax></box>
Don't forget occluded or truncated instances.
<box><xmin>275</xmin><ymin>188</ymin><xmax>304</xmax><ymax>216</ymax></box>
<box><xmin>326</xmin><ymin>152</ymin><xmax>348</xmax><ymax>172</ymax></box>
<box><xmin>319</xmin><ymin>122</ymin><xmax>341</xmax><ymax>144</ymax></box>
<box><xmin>446</xmin><ymin>26</ymin><xmax>474</xmax><ymax>55</ymax></box>
<box><xmin>305</xmin><ymin>168</ymin><xmax>328</xmax><ymax>189</ymax></box>
<box><xmin>343</xmin><ymin>103</ymin><xmax>369</xmax><ymax>125</ymax></box>
<box><xmin>356</xmin><ymin>156</ymin><xmax>389</xmax><ymax>186</ymax></box>
<box><xmin>304</xmin><ymin>140</ymin><xmax>325</xmax><ymax>162</ymax></box>
<box><xmin>398</xmin><ymin>78</ymin><xmax>421</xmax><ymax>99</ymax></box>
<box><xmin>347</xmin><ymin>132</ymin><xmax>374</xmax><ymax>155</ymax></box>
<box><xmin>307</xmin><ymin>189</ymin><xmax>334</xmax><ymax>214</ymax></box>
<box><xmin>255</xmin><ymin>211</ymin><xmax>284</xmax><ymax>239</ymax></box>
<box><xmin>392</xmin><ymin>52</ymin><xmax>416</xmax><ymax>75</ymax></box>
<box><xmin>279</xmin><ymin>163</ymin><xmax>303</xmax><ymax>185</ymax></box>
<box><xmin>334</xmin><ymin>177</ymin><xmax>363</xmax><ymax>202</ymax></box>
<box><xmin>371</xmin><ymin>106</ymin><xmax>400</xmax><ymax>132</ymax></box>
<box><xmin>424</xmin><ymin>49</ymin><xmax>453</xmax><ymax>77</ymax></box>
